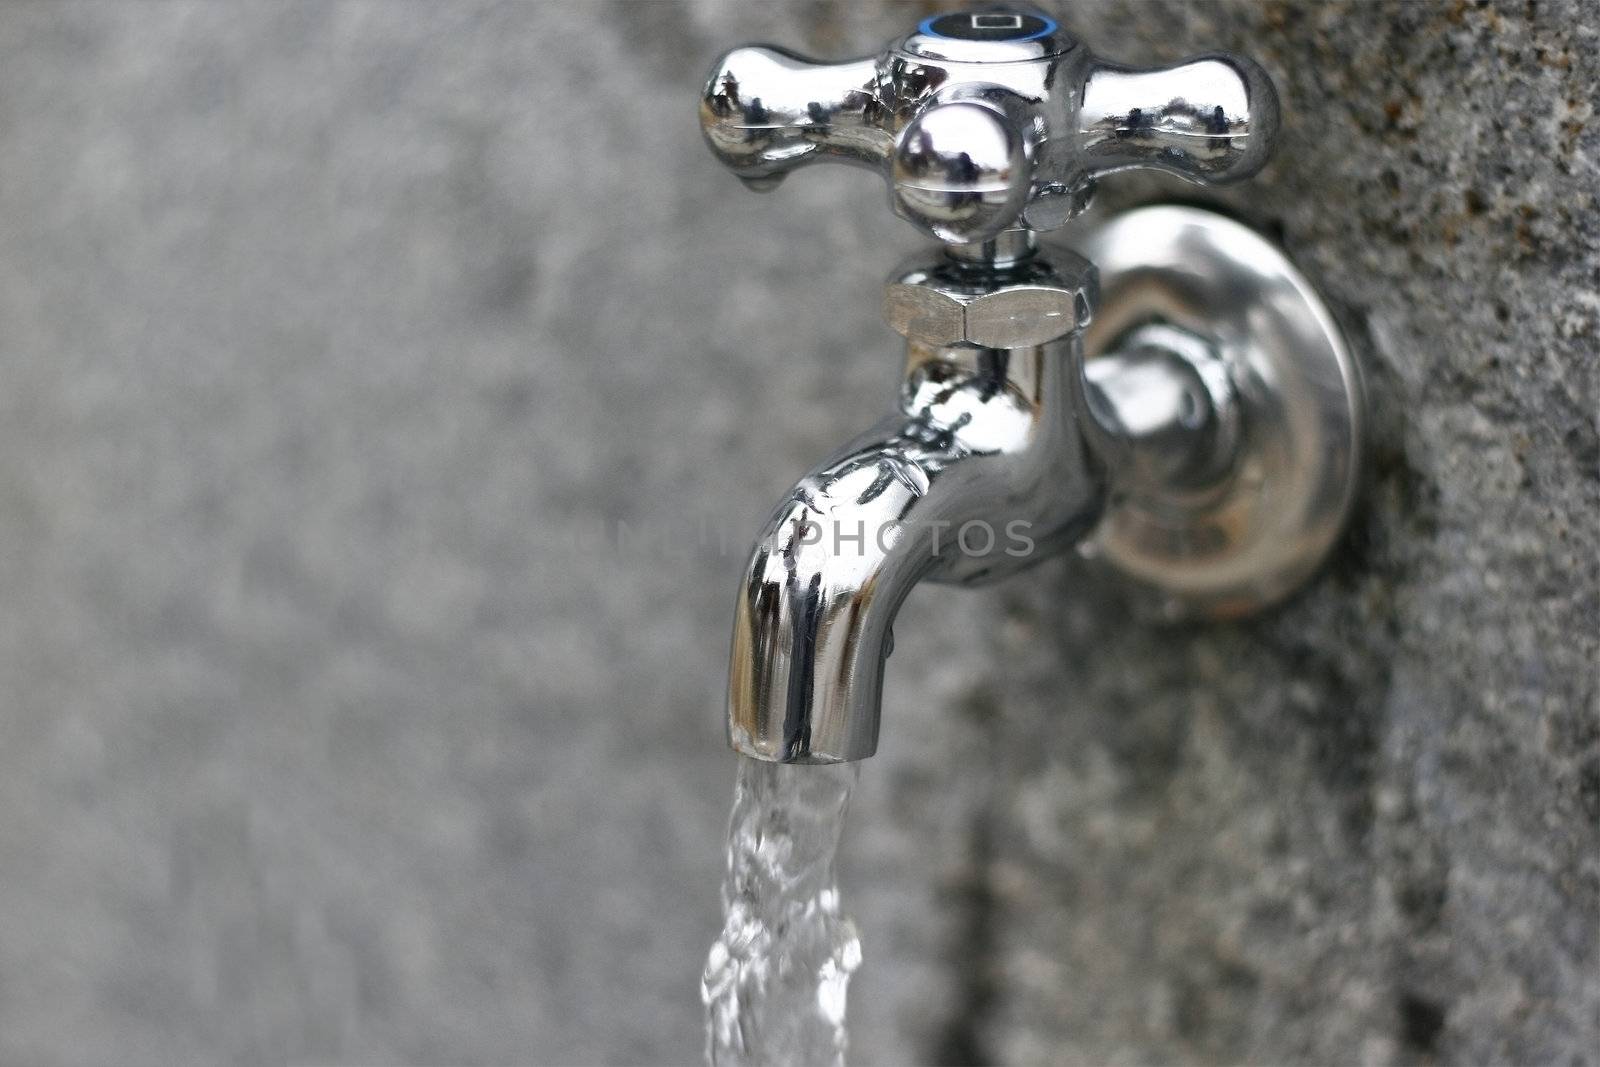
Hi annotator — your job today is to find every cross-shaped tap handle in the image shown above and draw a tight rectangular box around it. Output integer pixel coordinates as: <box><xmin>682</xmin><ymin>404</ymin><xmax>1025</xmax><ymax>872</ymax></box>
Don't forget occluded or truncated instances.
<box><xmin>699</xmin><ymin>9</ymin><xmax>1279</xmax><ymax>243</ymax></box>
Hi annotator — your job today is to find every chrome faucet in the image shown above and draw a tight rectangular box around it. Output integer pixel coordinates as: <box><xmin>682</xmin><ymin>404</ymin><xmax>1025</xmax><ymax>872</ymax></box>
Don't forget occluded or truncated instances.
<box><xmin>702</xmin><ymin>9</ymin><xmax>1364</xmax><ymax>763</ymax></box>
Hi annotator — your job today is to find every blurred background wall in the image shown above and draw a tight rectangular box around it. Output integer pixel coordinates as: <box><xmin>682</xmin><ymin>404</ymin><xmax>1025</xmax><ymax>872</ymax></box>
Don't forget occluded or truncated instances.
<box><xmin>0</xmin><ymin>2</ymin><xmax>1594</xmax><ymax>1064</ymax></box>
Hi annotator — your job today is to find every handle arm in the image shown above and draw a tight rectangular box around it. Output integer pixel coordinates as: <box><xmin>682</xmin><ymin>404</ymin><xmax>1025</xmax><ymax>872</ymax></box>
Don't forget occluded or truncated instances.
<box><xmin>1078</xmin><ymin>55</ymin><xmax>1280</xmax><ymax>186</ymax></box>
<box><xmin>699</xmin><ymin>46</ymin><xmax>891</xmax><ymax>190</ymax></box>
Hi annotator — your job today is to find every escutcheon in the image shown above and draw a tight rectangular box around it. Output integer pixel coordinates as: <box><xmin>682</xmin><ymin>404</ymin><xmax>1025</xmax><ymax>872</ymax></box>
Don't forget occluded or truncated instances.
<box><xmin>1072</xmin><ymin>204</ymin><xmax>1364</xmax><ymax>619</ymax></box>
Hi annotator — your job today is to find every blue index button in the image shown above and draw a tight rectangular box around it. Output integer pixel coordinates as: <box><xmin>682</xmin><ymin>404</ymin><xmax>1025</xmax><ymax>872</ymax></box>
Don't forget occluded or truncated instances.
<box><xmin>918</xmin><ymin>12</ymin><xmax>1058</xmax><ymax>43</ymax></box>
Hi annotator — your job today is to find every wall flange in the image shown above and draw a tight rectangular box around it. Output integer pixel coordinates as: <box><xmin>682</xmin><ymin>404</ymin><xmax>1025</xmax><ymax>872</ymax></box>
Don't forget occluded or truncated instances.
<box><xmin>1072</xmin><ymin>204</ymin><xmax>1365</xmax><ymax>620</ymax></box>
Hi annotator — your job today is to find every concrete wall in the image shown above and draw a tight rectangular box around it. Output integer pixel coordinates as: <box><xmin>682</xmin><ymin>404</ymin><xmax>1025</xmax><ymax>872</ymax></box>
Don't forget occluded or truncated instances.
<box><xmin>0</xmin><ymin>2</ymin><xmax>1592</xmax><ymax>1064</ymax></box>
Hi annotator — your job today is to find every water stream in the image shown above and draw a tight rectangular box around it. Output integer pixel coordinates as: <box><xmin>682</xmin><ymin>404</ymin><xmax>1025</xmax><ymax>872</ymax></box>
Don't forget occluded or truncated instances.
<box><xmin>702</xmin><ymin>755</ymin><xmax>862</xmax><ymax>1066</ymax></box>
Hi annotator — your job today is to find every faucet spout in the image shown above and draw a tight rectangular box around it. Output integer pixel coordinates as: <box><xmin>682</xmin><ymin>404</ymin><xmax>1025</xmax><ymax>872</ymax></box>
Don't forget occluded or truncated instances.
<box><xmin>729</xmin><ymin>333</ymin><xmax>1104</xmax><ymax>763</ymax></box>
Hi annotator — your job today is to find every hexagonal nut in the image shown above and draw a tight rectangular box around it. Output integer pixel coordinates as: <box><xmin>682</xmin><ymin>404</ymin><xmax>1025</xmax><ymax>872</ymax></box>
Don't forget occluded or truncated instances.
<box><xmin>882</xmin><ymin>249</ymin><xmax>1099</xmax><ymax>349</ymax></box>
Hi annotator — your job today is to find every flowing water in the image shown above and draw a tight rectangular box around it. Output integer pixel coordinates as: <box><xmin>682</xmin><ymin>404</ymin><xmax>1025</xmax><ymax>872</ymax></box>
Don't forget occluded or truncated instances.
<box><xmin>702</xmin><ymin>755</ymin><xmax>862</xmax><ymax>1066</ymax></box>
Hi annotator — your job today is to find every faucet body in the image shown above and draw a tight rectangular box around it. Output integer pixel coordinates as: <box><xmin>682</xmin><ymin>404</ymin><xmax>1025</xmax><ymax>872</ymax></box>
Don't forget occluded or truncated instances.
<box><xmin>730</xmin><ymin>324</ymin><xmax>1103</xmax><ymax>762</ymax></box>
<box><xmin>704</xmin><ymin>11</ymin><xmax>1363</xmax><ymax>763</ymax></box>
<box><xmin>727</xmin><ymin>236</ymin><xmax>1238</xmax><ymax>762</ymax></box>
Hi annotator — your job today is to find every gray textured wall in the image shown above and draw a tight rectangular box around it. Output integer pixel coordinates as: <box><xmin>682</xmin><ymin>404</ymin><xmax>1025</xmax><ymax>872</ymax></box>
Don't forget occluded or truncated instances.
<box><xmin>0</xmin><ymin>2</ymin><xmax>1593</xmax><ymax>1065</ymax></box>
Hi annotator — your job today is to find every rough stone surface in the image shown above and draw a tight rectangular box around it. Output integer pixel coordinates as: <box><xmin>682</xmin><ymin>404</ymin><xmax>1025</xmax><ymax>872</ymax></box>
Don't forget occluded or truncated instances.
<box><xmin>0</xmin><ymin>2</ymin><xmax>1593</xmax><ymax>1065</ymax></box>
